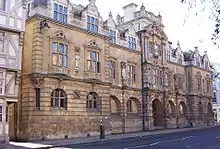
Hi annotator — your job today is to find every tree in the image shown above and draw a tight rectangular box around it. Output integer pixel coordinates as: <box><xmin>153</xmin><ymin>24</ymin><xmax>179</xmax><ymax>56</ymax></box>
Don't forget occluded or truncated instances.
<box><xmin>181</xmin><ymin>0</ymin><xmax>220</xmax><ymax>46</ymax></box>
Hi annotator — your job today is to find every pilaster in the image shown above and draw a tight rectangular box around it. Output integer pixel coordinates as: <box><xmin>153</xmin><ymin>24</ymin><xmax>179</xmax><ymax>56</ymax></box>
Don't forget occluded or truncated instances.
<box><xmin>32</xmin><ymin>20</ymin><xmax>44</xmax><ymax>73</ymax></box>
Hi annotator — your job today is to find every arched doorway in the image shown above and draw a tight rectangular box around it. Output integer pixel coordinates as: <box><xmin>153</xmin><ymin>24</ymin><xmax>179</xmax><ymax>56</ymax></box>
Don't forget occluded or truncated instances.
<box><xmin>110</xmin><ymin>96</ymin><xmax>121</xmax><ymax>115</ymax></box>
<box><xmin>167</xmin><ymin>100</ymin><xmax>175</xmax><ymax>118</ymax></box>
<box><xmin>110</xmin><ymin>96</ymin><xmax>121</xmax><ymax>134</ymax></box>
<box><xmin>179</xmin><ymin>101</ymin><xmax>187</xmax><ymax>117</ymax></box>
<box><xmin>152</xmin><ymin>99</ymin><xmax>164</xmax><ymax>126</ymax></box>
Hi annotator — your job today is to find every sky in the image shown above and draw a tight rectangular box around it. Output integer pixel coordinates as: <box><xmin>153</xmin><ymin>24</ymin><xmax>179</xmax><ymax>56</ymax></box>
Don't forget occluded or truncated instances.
<box><xmin>71</xmin><ymin>0</ymin><xmax>220</xmax><ymax>64</ymax></box>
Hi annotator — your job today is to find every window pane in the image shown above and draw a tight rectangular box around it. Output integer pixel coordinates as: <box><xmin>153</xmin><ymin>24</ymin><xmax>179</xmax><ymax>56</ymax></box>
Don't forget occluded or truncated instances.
<box><xmin>87</xmin><ymin>51</ymin><xmax>91</xmax><ymax>60</ymax></box>
<box><xmin>53</xmin><ymin>12</ymin><xmax>57</xmax><ymax>20</ymax></box>
<box><xmin>63</xmin><ymin>55</ymin><xmax>68</xmax><ymax>67</ymax></box>
<box><xmin>60</xmin><ymin>99</ymin><xmax>65</xmax><ymax>107</ymax></box>
<box><xmin>91</xmin><ymin>24</ymin><xmax>94</xmax><ymax>32</ymax></box>
<box><xmin>87</xmin><ymin>15</ymin><xmax>90</xmax><ymax>22</ymax></box>
<box><xmin>94</xmin><ymin>26</ymin><xmax>98</xmax><ymax>33</ymax></box>
<box><xmin>52</xmin><ymin>54</ymin><xmax>57</xmax><ymax>65</ymax></box>
<box><xmin>93</xmin><ymin>100</ymin><xmax>97</xmax><ymax>108</ymax></box>
<box><xmin>59</xmin><ymin>5</ymin><xmax>63</xmax><ymax>12</ymax></box>
<box><xmin>91</xmin><ymin>17</ymin><xmax>94</xmax><ymax>24</ymax></box>
<box><xmin>64</xmin><ymin>7</ymin><xmax>67</xmax><ymax>14</ymax></box>
<box><xmin>95</xmin><ymin>18</ymin><xmax>98</xmax><ymax>25</ymax></box>
<box><xmin>87</xmin><ymin>60</ymin><xmax>91</xmax><ymax>70</ymax></box>
<box><xmin>54</xmin><ymin>3</ymin><xmax>58</xmax><ymax>11</ymax></box>
<box><xmin>92</xmin><ymin>51</ymin><xmax>96</xmax><ymax>61</ymax></box>
<box><xmin>52</xmin><ymin>42</ymin><xmax>58</xmax><ymax>53</ymax></box>
<box><xmin>55</xmin><ymin>90</ymin><xmax>59</xmax><ymax>97</ymax></box>
<box><xmin>64</xmin><ymin>45</ymin><xmax>68</xmax><ymax>55</ymax></box>
<box><xmin>0</xmin><ymin>105</ymin><xmax>2</xmax><ymax>113</ymax></box>
<box><xmin>59</xmin><ymin>43</ymin><xmax>64</xmax><ymax>53</ymax></box>
<box><xmin>63</xmin><ymin>15</ymin><xmax>67</xmax><ymax>23</ymax></box>
<box><xmin>59</xmin><ymin>54</ymin><xmax>62</xmax><ymax>65</ymax></box>
<box><xmin>96</xmin><ymin>52</ymin><xmax>99</xmax><ymax>61</ymax></box>
<box><xmin>87</xmin><ymin>22</ymin><xmax>90</xmax><ymax>31</ymax></box>
<box><xmin>55</xmin><ymin>98</ymin><xmax>59</xmax><ymax>107</ymax></box>
<box><xmin>92</xmin><ymin>61</ymin><xmax>96</xmax><ymax>72</ymax></box>
<box><xmin>97</xmin><ymin>62</ymin><xmax>100</xmax><ymax>73</ymax></box>
<box><xmin>89</xmin><ymin>100</ymin><xmax>92</xmax><ymax>108</ymax></box>
<box><xmin>59</xmin><ymin>13</ymin><xmax>63</xmax><ymax>22</ymax></box>
<box><xmin>0</xmin><ymin>114</ymin><xmax>2</xmax><ymax>122</ymax></box>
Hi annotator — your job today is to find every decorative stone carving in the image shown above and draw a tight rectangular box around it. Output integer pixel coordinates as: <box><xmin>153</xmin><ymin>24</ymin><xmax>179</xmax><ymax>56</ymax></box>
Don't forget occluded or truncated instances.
<box><xmin>121</xmin><ymin>62</ymin><xmax>127</xmax><ymax>80</ymax></box>
<box><xmin>30</xmin><ymin>74</ymin><xmax>44</xmax><ymax>88</ymax></box>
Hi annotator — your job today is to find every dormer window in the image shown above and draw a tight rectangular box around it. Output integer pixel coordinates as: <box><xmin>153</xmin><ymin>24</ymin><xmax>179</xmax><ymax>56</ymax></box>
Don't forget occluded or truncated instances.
<box><xmin>128</xmin><ymin>36</ymin><xmax>136</xmax><ymax>50</ymax></box>
<box><xmin>53</xmin><ymin>3</ymin><xmax>68</xmax><ymax>23</ymax></box>
<box><xmin>109</xmin><ymin>29</ymin><xmax>116</xmax><ymax>44</ymax></box>
<box><xmin>0</xmin><ymin>0</ymin><xmax>6</xmax><ymax>11</ymax></box>
<box><xmin>87</xmin><ymin>15</ymin><xmax>98</xmax><ymax>33</ymax></box>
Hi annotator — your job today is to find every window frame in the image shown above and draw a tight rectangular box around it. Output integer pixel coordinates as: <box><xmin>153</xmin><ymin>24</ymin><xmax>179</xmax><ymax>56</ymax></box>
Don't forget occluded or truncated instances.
<box><xmin>86</xmin><ymin>92</ymin><xmax>99</xmax><ymax>110</ymax></box>
<box><xmin>197</xmin><ymin>77</ymin><xmax>202</xmax><ymax>94</ymax></box>
<box><xmin>109</xmin><ymin>29</ymin><xmax>116</xmax><ymax>44</ymax></box>
<box><xmin>127</xmin><ymin>64</ymin><xmax>136</xmax><ymax>83</ymax></box>
<box><xmin>87</xmin><ymin>15</ymin><xmax>99</xmax><ymax>33</ymax></box>
<box><xmin>51</xmin><ymin>89</ymin><xmax>67</xmax><ymax>109</ymax></box>
<box><xmin>128</xmin><ymin>36</ymin><xmax>136</xmax><ymax>50</ymax></box>
<box><xmin>52</xmin><ymin>41</ymin><xmax>68</xmax><ymax>67</ymax></box>
<box><xmin>53</xmin><ymin>3</ymin><xmax>68</xmax><ymax>23</ymax></box>
<box><xmin>108</xmin><ymin>60</ymin><xmax>116</xmax><ymax>79</ymax></box>
<box><xmin>87</xmin><ymin>50</ymin><xmax>100</xmax><ymax>73</ymax></box>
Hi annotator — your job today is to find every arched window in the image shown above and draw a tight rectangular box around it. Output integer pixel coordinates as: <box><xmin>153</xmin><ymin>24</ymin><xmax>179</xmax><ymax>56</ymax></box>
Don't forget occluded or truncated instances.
<box><xmin>86</xmin><ymin>92</ymin><xmax>99</xmax><ymax>109</ymax></box>
<box><xmin>51</xmin><ymin>89</ymin><xmax>67</xmax><ymax>108</ymax></box>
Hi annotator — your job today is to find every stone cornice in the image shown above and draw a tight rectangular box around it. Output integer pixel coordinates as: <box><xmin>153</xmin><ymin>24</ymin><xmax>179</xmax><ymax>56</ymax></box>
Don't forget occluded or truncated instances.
<box><xmin>26</xmin><ymin>14</ymin><xmax>110</xmax><ymax>40</ymax></box>
<box><xmin>27</xmin><ymin>72</ymin><xmax>141</xmax><ymax>91</ymax></box>
<box><xmin>109</xmin><ymin>43</ymin><xmax>141</xmax><ymax>55</ymax></box>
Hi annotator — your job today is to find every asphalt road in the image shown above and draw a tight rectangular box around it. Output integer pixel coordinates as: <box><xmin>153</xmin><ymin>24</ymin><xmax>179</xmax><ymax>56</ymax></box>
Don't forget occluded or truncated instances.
<box><xmin>61</xmin><ymin>126</ymin><xmax>220</xmax><ymax>149</ymax></box>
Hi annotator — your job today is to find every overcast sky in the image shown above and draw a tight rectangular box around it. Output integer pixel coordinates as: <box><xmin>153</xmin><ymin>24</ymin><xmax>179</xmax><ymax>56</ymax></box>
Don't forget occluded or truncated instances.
<box><xmin>71</xmin><ymin>0</ymin><xmax>220</xmax><ymax>64</ymax></box>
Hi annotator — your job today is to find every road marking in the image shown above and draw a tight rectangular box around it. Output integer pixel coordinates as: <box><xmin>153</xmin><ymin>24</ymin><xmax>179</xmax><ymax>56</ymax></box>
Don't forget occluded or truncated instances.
<box><xmin>123</xmin><ymin>136</ymin><xmax>196</xmax><ymax>149</ymax></box>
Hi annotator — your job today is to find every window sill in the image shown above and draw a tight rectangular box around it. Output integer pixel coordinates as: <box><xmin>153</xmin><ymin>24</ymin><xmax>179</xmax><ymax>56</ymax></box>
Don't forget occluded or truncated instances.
<box><xmin>50</xmin><ymin>107</ymin><xmax>67</xmax><ymax>111</ymax></box>
<box><xmin>86</xmin><ymin>108</ymin><xmax>99</xmax><ymax>113</ymax></box>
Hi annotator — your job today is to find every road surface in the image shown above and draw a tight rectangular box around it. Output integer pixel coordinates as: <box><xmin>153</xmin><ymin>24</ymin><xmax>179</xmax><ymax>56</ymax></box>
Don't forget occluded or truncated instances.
<box><xmin>60</xmin><ymin>126</ymin><xmax>220</xmax><ymax>149</ymax></box>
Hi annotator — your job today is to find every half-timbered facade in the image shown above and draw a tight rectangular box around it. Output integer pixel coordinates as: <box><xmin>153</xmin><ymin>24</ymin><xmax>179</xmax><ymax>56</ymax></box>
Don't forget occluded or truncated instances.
<box><xmin>0</xmin><ymin>0</ymin><xmax>26</xmax><ymax>144</ymax></box>
<box><xmin>14</xmin><ymin>0</ymin><xmax>214</xmax><ymax>141</ymax></box>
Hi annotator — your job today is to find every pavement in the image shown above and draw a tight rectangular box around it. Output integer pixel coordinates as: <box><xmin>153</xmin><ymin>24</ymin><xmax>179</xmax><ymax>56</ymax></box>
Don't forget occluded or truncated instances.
<box><xmin>7</xmin><ymin>125</ymin><xmax>218</xmax><ymax>149</ymax></box>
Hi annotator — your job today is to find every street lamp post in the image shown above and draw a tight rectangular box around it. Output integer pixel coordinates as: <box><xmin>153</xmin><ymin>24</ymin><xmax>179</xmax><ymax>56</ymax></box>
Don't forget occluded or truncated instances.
<box><xmin>121</xmin><ymin>62</ymin><xmax>126</xmax><ymax>133</ymax></box>
<box><xmin>99</xmin><ymin>96</ymin><xmax>105</xmax><ymax>139</ymax></box>
<box><xmin>174</xmin><ymin>75</ymin><xmax>180</xmax><ymax>128</ymax></box>
<box><xmin>175</xmin><ymin>89</ymin><xmax>180</xmax><ymax>128</ymax></box>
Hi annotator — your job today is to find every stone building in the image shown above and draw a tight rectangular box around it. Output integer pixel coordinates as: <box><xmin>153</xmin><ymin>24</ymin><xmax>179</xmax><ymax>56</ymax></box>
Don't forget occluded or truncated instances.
<box><xmin>11</xmin><ymin>0</ymin><xmax>214</xmax><ymax>141</ymax></box>
<box><xmin>0</xmin><ymin>0</ymin><xmax>26</xmax><ymax>143</ymax></box>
